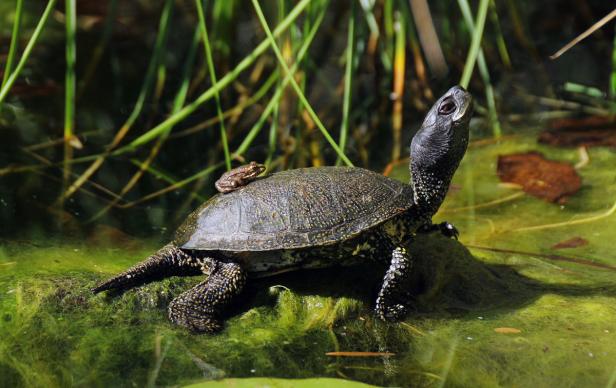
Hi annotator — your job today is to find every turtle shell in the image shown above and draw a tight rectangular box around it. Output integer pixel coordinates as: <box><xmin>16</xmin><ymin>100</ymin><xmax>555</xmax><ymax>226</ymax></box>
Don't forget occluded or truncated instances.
<box><xmin>174</xmin><ymin>167</ymin><xmax>415</xmax><ymax>251</ymax></box>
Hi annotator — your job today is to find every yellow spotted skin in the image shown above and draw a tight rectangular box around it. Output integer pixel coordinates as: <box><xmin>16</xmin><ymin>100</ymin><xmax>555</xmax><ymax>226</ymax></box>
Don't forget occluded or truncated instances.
<box><xmin>168</xmin><ymin>261</ymin><xmax>246</xmax><ymax>333</ymax></box>
<box><xmin>375</xmin><ymin>247</ymin><xmax>413</xmax><ymax>321</ymax></box>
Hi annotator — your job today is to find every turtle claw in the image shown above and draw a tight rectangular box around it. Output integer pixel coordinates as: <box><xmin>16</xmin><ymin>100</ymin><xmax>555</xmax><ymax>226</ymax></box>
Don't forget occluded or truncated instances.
<box><xmin>419</xmin><ymin>221</ymin><xmax>459</xmax><ymax>240</ymax></box>
<box><xmin>438</xmin><ymin>222</ymin><xmax>459</xmax><ymax>240</ymax></box>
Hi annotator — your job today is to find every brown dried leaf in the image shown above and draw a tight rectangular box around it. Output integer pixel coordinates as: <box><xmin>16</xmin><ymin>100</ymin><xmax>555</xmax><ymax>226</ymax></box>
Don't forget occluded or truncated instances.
<box><xmin>497</xmin><ymin>152</ymin><xmax>581</xmax><ymax>203</ymax></box>
<box><xmin>551</xmin><ymin>236</ymin><xmax>589</xmax><ymax>249</ymax></box>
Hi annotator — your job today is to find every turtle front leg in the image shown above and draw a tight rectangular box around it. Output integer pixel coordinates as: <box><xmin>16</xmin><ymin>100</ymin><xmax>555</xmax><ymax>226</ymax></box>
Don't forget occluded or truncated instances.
<box><xmin>375</xmin><ymin>246</ymin><xmax>413</xmax><ymax>321</ymax></box>
<box><xmin>168</xmin><ymin>261</ymin><xmax>246</xmax><ymax>333</ymax></box>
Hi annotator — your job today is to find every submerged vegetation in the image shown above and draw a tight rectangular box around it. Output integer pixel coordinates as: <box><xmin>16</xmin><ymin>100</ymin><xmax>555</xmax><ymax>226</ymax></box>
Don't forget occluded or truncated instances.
<box><xmin>1</xmin><ymin>0</ymin><xmax>616</xmax><ymax>387</ymax></box>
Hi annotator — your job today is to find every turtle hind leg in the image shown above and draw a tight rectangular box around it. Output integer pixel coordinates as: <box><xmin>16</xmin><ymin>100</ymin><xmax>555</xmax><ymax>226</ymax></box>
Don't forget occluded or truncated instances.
<box><xmin>375</xmin><ymin>246</ymin><xmax>414</xmax><ymax>321</ymax></box>
<box><xmin>168</xmin><ymin>261</ymin><xmax>246</xmax><ymax>333</ymax></box>
<box><xmin>92</xmin><ymin>244</ymin><xmax>204</xmax><ymax>293</ymax></box>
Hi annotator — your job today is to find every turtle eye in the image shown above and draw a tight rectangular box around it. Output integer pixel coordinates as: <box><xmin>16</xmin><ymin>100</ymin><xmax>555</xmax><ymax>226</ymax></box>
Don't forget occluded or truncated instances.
<box><xmin>438</xmin><ymin>98</ymin><xmax>456</xmax><ymax>115</ymax></box>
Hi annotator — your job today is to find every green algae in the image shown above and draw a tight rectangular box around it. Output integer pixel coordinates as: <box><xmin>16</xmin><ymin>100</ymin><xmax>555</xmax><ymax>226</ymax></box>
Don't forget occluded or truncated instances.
<box><xmin>2</xmin><ymin>135</ymin><xmax>616</xmax><ymax>387</ymax></box>
<box><xmin>186</xmin><ymin>377</ymin><xmax>376</xmax><ymax>387</ymax></box>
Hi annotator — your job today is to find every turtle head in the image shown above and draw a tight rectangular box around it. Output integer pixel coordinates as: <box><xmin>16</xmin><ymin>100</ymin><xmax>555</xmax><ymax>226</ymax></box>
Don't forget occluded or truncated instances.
<box><xmin>409</xmin><ymin>86</ymin><xmax>473</xmax><ymax>217</ymax></box>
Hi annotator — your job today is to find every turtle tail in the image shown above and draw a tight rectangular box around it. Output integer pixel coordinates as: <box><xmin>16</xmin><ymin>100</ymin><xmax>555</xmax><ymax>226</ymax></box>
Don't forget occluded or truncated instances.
<box><xmin>92</xmin><ymin>244</ymin><xmax>203</xmax><ymax>293</ymax></box>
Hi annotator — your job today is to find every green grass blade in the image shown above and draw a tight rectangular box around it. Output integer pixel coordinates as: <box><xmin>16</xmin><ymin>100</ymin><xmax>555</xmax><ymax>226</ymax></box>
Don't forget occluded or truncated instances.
<box><xmin>0</xmin><ymin>0</ymin><xmax>57</xmax><ymax>104</ymax></box>
<box><xmin>265</xmin><ymin>102</ymin><xmax>279</xmax><ymax>168</ymax></box>
<box><xmin>170</xmin><ymin>70</ymin><xmax>279</xmax><ymax>139</ymax></box>
<box><xmin>89</xmin><ymin>26</ymin><xmax>203</xmax><ymax>221</ymax></box>
<box><xmin>336</xmin><ymin>3</ymin><xmax>355</xmax><ymax>166</ymax></box>
<box><xmin>172</xmin><ymin>28</ymin><xmax>202</xmax><ymax>115</ymax></box>
<box><xmin>122</xmin><ymin>162</ymin><xmax>224</xmax><ymax>208</ymax></box>
<box><xmin>123</xmin><ymin>0</ymin><xmax>174</xmax><ymax>131</ymax></box>
<box><xmin>196</xmin><ymin>0</ymin><xmax>232</xmax><ymax>171</ymax></box>
<box><xmin>233</xmin><ymin>2</ymin><xmax>327</xmax><ymax>157</ymax></box>
<box><xmin>358</xmin><ymin>0</ymin><xmax>380</xmax><ymax>38</ymax></box>
<box><xmin>564</xmin><ymin>82</ymin><xmax>605</xmax><ymax>99</ymax></box>
<box><xmin>63</xmin><ymin>0</ymin><xmax>77</xmax><ymax>184</ymax></box>
<box><xmin>59</xmin><ymin>0</ymin><xmax>174</xmax><ymax>201</ymax></box>
<box><xmin>488</xmin><ymin>0</ymin><xmax>511</xmax><ymax>69</ymax></box>
<box><xmin>127</xmin><ymin>158</ymin><xmax>205</xmax><ymax>203</ymax></box>
<box><xmin>78</xmin><ymin>0</ymin><xmax>118</xmax><ymax>97</ymax></box>
<box><xmin>459</xmin><ymin>0</ymin><xmax>489</xmax><ymax>89</ymax></box>
<box><xmin>126</xmin><ymin>0</ymin><xmax>312</xmax><ymax>151</ymax></box>
<box><xmin>1</xmin><ymin>0</ymin><xmax>24</xmax><ymax>89</ymax></box>
<box><xmin>391</xmin><ymin>10</ymin><xmax>406</xmax><ymax>162</ymax></box>
<box><xmin>383</xmin><ymin>0</ymin><xmax>394</xmax><ymax>69</ymax></box>
<box><xmin>458</xmin><ymin>0</ymin><xmax>501</xmax><ymax>137</ymax></box>
<box><xmin>358</xmin><ymin>0</ymin><xmax>391</xmax><ymax>70</ymax></box>
<box><xmin>211</xmin><ymin>0</ymin><xmax>236</xmax><ymax>57</ymax></box>
<box><xmin>251</xmin><ymin>0</ymin><xmax>353</xmax><ymax>166</ymax></box>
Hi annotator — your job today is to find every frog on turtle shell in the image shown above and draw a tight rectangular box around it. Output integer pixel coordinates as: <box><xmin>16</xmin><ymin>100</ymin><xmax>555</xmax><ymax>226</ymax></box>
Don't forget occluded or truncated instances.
<box><xmin>215</xmin><ymin>161</ymin><xmax>266</xmax><ymax>193</ymax></box>
<box><xmin>93</xmin><ymin>86</ymin><xmax>473</xmax><ymax>333</ymax></box>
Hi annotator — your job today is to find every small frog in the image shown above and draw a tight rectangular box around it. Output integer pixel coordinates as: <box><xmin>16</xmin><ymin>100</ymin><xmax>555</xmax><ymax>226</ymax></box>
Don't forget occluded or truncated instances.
<box><xmin>215</xmin><ymin>161</ymin><xmax>266</xmax><ymax>193</ymax></box>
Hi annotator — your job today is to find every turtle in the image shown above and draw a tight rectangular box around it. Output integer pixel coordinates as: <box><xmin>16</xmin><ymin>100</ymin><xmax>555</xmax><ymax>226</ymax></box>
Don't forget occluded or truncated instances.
<box><xmin>92</xmin><ymin>85</ymin><xmax>473</xmax><ymax>333</ymax></box>
<box><xmin>215</xmin><ymin>161</ymin><xmax>266</xmax><ymax>193</ymax></box>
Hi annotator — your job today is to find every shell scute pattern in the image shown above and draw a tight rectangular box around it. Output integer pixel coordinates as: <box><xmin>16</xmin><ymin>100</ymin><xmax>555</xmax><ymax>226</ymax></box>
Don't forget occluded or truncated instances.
<box><xmin>175</xmin><ymin>167</ymin><xmax>415</xmax><ymax>251</ymax></box>
<box><xmin>287</xmin><ymin>172</ymin><xmax>342</xmax><ymax>233</ymax></box>
<box><xmin>335</xmin><ymin>169</ymin><xmax>401</xmax><ymax>223</ymax></box>
<box><xmin>240</xmin><ymin>190</ymin><xmax>289</xmax><ymax>234</ymax></box>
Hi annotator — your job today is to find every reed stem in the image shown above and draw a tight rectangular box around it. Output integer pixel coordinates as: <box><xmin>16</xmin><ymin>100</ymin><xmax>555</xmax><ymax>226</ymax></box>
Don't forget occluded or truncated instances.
<box><xmin>0</xmin><ymin>0</ymin><xmax>57</xmax><ymax>105</ymax></box>
<box><xmin>251</xmin><ymin>0</ymin><xmax>353</xmax><ymax>166</ymax></box>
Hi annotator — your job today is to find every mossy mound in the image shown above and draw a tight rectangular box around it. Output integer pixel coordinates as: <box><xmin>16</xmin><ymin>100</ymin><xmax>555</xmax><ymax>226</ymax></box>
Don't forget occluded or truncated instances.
<box><xmin>2</xmin><ymin>232</ymin><xmax>615</xmax><ymax>387</ymax></box>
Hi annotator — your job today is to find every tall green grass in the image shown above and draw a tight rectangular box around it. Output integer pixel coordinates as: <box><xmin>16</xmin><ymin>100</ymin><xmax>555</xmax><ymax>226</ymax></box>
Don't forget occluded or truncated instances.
<box><xmin>3</xmin><ymin>0</ymin><xmax>613</xmax><ymax>229</ymax></box>
<box><xmin>0</xmin><ymin>0</ymin><xmax>57</xmax><ymax>104</ymax></box>
<box><xmin>457</xmin><ymin>0</ymin><xmax>501</xmax><ymax>137</ymax></box>
<box><xmin>336</xmin><ymin>2</ymin><xmax>355</xmax><ymax>166</ymax></box>
<box><xmin>251</xmin><ymin>0</ymin><xmax>353</xmax><ymax>166</ymax></box>
<box><xmin>0</xmin><ymin>0</ymin><xmax>23</xmax><ymax>90</ymax></box>
<box><xmin>458</xmin><ymin>0</ymin><xmax>489</xmax><ymax>89</ymax></box>
<box><xmin>196</xmin><ymin>0</ymin><xmax>232</xmax><ymax>171</ymax></box>
<box><xmin>125</xmin><ymin>0</ymin><xmax>312</xmax><ymax>151</ymax></box>
<box><xmin>60</xmin><ymin>0</ymin><xmax>175</xmax><ymax>202</ymax></box>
